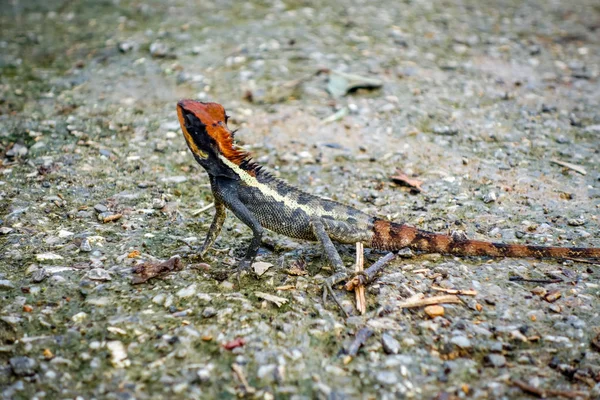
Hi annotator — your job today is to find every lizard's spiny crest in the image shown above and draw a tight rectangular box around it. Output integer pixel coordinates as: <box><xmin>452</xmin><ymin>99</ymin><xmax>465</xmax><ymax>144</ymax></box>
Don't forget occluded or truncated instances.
<box><xmin>177</xmin><ymin>99</ymin><xmax>250</xmax><ymax>166</ymax></box>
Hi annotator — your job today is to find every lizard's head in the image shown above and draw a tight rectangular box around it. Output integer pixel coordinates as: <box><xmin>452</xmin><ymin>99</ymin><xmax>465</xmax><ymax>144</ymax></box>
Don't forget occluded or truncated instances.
<box><xmin>177</xmin><ymin>99</ymin><xmax>251</xmax><ymax>175</ymax></box>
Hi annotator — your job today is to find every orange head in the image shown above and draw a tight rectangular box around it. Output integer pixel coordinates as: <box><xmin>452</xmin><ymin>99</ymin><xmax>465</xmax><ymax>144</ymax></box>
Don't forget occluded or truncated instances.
<box><xmin>177</xmin><ymin>100</ymin><xmax>251</xmax><ymax>175</ymax></box>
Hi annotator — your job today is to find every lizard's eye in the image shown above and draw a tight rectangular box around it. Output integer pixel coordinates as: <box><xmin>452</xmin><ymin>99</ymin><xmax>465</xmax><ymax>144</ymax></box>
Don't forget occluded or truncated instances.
<box><xmin>184</xmin><ymin>113</ymin><xmax>195</xmax><ymax>127</ymax></box>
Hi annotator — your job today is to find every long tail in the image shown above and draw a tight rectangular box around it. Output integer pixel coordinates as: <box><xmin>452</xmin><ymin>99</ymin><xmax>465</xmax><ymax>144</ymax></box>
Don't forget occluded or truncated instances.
<box><xmin>369</xmin><ymin>219</ymin><xmax>600</xmax><ymax>259</ymax></box>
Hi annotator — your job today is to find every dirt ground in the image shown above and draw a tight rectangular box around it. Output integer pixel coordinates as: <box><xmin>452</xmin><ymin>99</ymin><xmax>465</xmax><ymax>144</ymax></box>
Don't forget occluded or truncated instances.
<box><xmin>1</xmin><ymin>0</ymin><xmax>600</xmax><ymax>398</ymax></box>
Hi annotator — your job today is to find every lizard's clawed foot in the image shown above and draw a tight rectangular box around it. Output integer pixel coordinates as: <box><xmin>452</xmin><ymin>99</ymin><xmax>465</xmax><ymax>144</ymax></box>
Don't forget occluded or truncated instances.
<box><xmin>233</xmin><ymin>259</ymin><xmax>253</xmax><ymax>286</ymax></box>
<box><xmin>322</xmin><ymin>271</ymin><xmax>350</xmax><ymax>318</ymax></box>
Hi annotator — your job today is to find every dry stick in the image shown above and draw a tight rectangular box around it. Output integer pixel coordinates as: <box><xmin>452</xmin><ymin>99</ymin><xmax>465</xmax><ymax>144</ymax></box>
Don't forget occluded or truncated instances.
<box><xmin>397</xmin><ymin>294</ymin><xmax>461</xmax><ymax>309</ymax></box>
<box><xmin>561</xmin><ymin>256</ymin><xmax>600</xmax><ymax>265</ymax></box>
<box><xmin>509</xmin><ymin>276</ymin><xmax>563</xmax><ymax>284</ymax></box>
<box><xmin>345</xmin><ymin>252</ymin><xmax>397</xmax><ymax>291</ymax></box>
<box><xmin>231</xmin><ymin>363</ymin><xmax>256</xmax><ymax>395</ymax></box>
<box><xmin>550</xmin><ymin>159</ymin><xmax>587</xmax><ymax>175</ymax></box>
<box><xmin>354</xmin><ymin>243</ymin><xmax>366</xmax><ymax>314</ymax></box>
<box><xmin>346</xmin><ymin>327</ymin><xmax>373</xmax><ymax>357</ymax></box>
<box><xmin>512</xmin><ymin>379</ymin><xmax>588</xmax><ymax>399</ymax></box>
<box><xmin>431</xmin><ymin>286</ymin><xmax>478</xmax><ymax>296</ymax></box>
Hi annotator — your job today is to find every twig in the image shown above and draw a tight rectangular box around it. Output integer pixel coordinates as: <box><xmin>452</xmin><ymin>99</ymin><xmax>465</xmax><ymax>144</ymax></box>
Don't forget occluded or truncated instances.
<box><xmin>346</xmin><ymin>327</ymin><xmax>373</xmax><ymax>357</ymax></box>
<box><xmin>345</xmin><ymin>252</ymin><xmax>396</xmax><ymax>291</ymax></box>
<box><xmin>561</xmin><ymin>257</ymin><xmax>599</xmax><ymax>265</ymax></box>
<box><xmin>232</xmin><ymin>363</ymin><xmax>256</xmax><ymax>395</ymax></box>
<box><xmin>431</xmin><ymin>286</ymin><xmax>478</xmax><ymax>296</ymax></box>
<box><xmin>512</xmin><ymin>379</ymin><xmax>588</xmax><ymax>399</ymax></box>
<box><xmin>550</xmin><ymin>159</ymin><xmax>587</xmax><ymax>175</ymax></box>
<box><xmin>354</xmin><ymin>243</ymin><xmax>366</xmax><ymax>315</ymax></box>
<box><xmin>397</xmin><ymin>294</ymin><xmax>460</xmax><ymax>309</ymax></box>
<box><xmin>191</xmin><ymin>202</ymin><xmax>215</xmax><ymax>216</ymax></box>
<box><xmin>509</xmin><ymin>276</ymin><xmax>563</xmax><ymax>284</ymax></box>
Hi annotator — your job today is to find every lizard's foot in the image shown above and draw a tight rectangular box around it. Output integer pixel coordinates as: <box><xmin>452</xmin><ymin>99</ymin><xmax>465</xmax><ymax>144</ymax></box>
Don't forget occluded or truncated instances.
<box><xmin>322</xmin><ymin>270</ymin><xmax>350</xmax><ymax>318</ymax></box>
<box><xmin>233</xmin><ymin>259</ymin><xmax>253</xmax><ymax>286</ymax></box>
<box><xmin>179</xmin><ymin>244</ymin><xmax>208</xmax><ymax>261</ymax></box>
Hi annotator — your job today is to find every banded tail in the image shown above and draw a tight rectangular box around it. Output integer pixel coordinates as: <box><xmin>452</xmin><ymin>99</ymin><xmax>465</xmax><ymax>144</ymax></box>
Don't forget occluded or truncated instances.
<box><xmin>370</xmin><ymin>219</ymin><xmax>600</xmax><ymax>259</ymax></box>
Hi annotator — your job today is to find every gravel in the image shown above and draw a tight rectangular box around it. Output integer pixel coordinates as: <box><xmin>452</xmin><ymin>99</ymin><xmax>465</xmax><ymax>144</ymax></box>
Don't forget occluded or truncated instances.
<box><xmin>1</xmin><ymin>0</ymin><xmax>598</xmax><ymax>398</ymax></box>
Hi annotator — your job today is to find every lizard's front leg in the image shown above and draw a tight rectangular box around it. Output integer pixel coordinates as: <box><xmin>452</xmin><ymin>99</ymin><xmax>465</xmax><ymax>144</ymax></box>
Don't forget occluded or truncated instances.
<box><xmin>310</xmin><ymin>218</ymin><xmax>350</xmax><ymax>317</ymax></box>
<box><xmin>217</xmin><ymin>178</ymin><xmax>264</xmax><ymax>274</ymax></box>
<box><xmin>198</xmin><ymin>199</ymin><xmax>226</xmax><ymax>258</ymax></box>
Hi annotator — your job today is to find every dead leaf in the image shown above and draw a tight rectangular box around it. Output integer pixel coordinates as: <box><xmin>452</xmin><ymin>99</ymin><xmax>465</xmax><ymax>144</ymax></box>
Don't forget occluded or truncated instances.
<box><xmin>252</xmin><ymin>261</ymin><xmax>273</xmax><ymax>276</ymax></box>
<box><xmin>131</xmin><ymin>257</ymin><xmax>182</xmax><ymax>284</ymax></box>
<box><xmin>390</xmin><ymin>170</ymin><xmax>423</xmax><ymax>193</ymax></box>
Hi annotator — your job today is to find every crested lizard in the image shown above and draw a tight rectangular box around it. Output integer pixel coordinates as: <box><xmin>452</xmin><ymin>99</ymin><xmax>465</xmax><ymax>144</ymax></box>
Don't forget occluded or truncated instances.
<box><xmin>176</xmin><ymin>99</ymin><xmax>599</xmax><ymax>300</ymax></box>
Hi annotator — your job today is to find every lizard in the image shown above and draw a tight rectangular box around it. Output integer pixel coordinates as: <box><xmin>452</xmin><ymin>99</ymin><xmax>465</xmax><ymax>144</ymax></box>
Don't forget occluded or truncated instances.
<box><xmin>176</xmin><ymin>99</ymin><xmax>600</xmax><ymax>302</ymax></box>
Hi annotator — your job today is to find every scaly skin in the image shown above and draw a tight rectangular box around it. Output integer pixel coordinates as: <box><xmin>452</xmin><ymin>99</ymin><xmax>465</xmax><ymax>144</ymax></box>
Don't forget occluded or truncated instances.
<box><xmin>176</xmin><ymin>99</ymin><xmax>600</xmax><ymax>287</ymax></box>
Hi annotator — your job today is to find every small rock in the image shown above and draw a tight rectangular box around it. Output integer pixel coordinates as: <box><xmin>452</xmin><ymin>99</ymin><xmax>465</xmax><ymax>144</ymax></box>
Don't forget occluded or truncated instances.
<box><xmin>567</xmin><ymin>218</ymin><xmax>585</xmax><ymax>227</ymax></box>
<box><xmin>376</xmin><ymin>371</ymin><xmax>398</xmax><ymax>385</ymax></box>
<box><xmin>9</xmin><ymin>356</ymin><xmax>37</xmax><ymax>376</ymax></box>
<box><xmin>160</xmin><ymin>176</ymin><xmax>187</xmax><ymax>184</ymax></box>
<box><xmin>482</xmin><ymin>192</ymin><xmax>497</xmax><ymax>204</ymax></box>
<box><xmin>531</xmin><ymin>287</ymin><xmax>547</xmax><ymax>297</ymax></box>
<box><xmin>485</xmin><ymin>354</ymin><xmax>506</xmax><ymax>368</ymax></box>
<box><xmin>548</xmin><ymin>304</ymin><xmax>562</xmax><ymax>313</ymax></box>
<box><xmin>0</xmin><ymin>227</ymin><xmax>13</xmax><ymax>235</ymax></box>
<box><xmin>381</xmin><ymin>333</ymin><xmax>401</xmax><ymax>355</ymax></box>
<box><xmin>31</xmin><ymin>269</ymin><xmax>47</xmax><ymax>283</ymax></box>
<box><xmin>202</xmin><ymin>307</ymin><xmax>217</xmax><ymax>318</ymax></box>
<box><xmin>176</xmin><ymin>283</ymin><xmax>197</xmax><ymax>298</ymax></box>
<box><xmin>152</xmin><ymin>293</ymin><xmax>166</xmax><ymax>305</ymax></box>
<box><xmin>584</xmin><ymin>124</ymin><xmax>600</xmax><ymax>133</ymax></box>
<box><xmin>424</xmin><ymin>305</ymin><xmax>444</xmax><ymax>318</ymax></box>
<box><xmin>149</xmin><ymin>41</ymin><xmax>170</xmax><ymax>58</ymax></box>
<box><xmin>118</xmin><ymin>41</ymin><xmax>133</xmax><ymax>53</ymax></box>
<box><xmin>6</xmin><ymin>143</ymin><xmax>28</xmax><ymax>158</ymax></box>
<box><xmin>432</xmin><ymin>126</ymin><xmax>458</xmax><ymax>136</ymax></box>
<box><xmin>106</xmin><ymin>340</ymin><xmax>129</xmax><ymax>368</ymax></box>
<box><xmin>450</xmin><ymin>335</ymin><xmax>472</xmax><ymax>349</ymax></box>
<box><xmin>86</xmin><ymin>268</ymin><xmax>111</xmax><ymax>281</ymax></box>
<box><xmin>0</xmin><ymin>279</ymin><xmax>15</xmax><ymax>290</ymax></box>
<box><xmin>36</xmin><ymin>252</ymin><xmax>63</xmax><ymax>262</ymax></box>
<box><xmin>545</xmin><ymin>290</ymin><xmax>561</xmax><ymax>303</ymax></box>
<box><xmin>72</xmin><ymin>312</ymin><xmax>88</xmax><ymax>322</ymax></box>
<box><xmin>94</xmin><ymin>204</ymin><xmax>108</xmax><ymax>213</ymax></box>
<box><xmin>152</xmin><ymin>198</ymin><xmax>166</xmax><ymax>209</ymax></box>
<box><xmin>80</xmin><ymin>238</ymin><xmax>92</xmax><ymax>252</ymax></box>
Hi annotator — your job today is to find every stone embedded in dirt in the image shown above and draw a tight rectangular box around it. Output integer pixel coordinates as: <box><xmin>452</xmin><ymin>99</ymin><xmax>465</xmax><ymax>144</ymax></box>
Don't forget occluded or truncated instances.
<box><xmin>424</xmin><ymin>305</ymin><xmax>445</xmax><ymax>318</ymax></box>
<box><xmin>381</xmin><ymin>333</ymin><xmax>401</xmax><ymax>354</ymax></box>
<box><xmin>485</xmin><ymin>354</ymin><xmax>507</xmax><ymax>368</ymax></box>
<box><xmin>10</xmin><ymin>356</ymin><xmax>37</xmax><ymax>376</ymax></box>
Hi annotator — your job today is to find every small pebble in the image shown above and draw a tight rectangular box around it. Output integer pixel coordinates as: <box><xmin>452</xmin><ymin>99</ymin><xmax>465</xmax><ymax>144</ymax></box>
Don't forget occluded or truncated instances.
<box><xmin>485</xmin><ymin>354</ymin><xmax>506</xmax><ymax>368</ymax></box>
<box><xmin>80</xmin><ymin>239</ymin><xmax>92</xmax><ymax>252</ymax></box>
<box><xmin>93</xmin><ymin>204</ymin><xmax>108</xmax><ymax>213</ymax></box>
<box><xmin>202</xmin><ymin>307</ymin><xmax>217</xmax><ymax>318</ymax></box>
<box><xmin>376</xmin><ymin>370</ymin><xmax>399</xmax><ymax>385</ymax></box>
<box><xmin>432</xmin><ymin>126</ymin><xmax>459</xmax><ymax>136</ymax></box>
<box><xmin>381</xmin><ymin>333</ymin><xmax>401</xmax><ymax>354</ymax></box>
<box><xmin>567</xmin><ymin>218</ymin><xmax>585</xmax><ymax>226</ymax></box>
<box><xmin>9</xmin><ymin>356</ymin><xmax>37</xmax><ymax>376</ymax></box>
<box><xmin>482</xmin><ymin>192</ymin><xmax>497</xmax><ymax>204</ymax></box>
<box><xmin>176</xmin><ymin>284</ymin><xmax>197</xmax><ymax>298</ymax></box>
<box><xmin>86</xmin><ymin>268</ymin><xmax>111</xmax><ymax>281</ymax></box>
<box><xmin>544</xmin><ymin>290</ymin><xmax>561</xmax><ymax>303</ymax></box>
<box><xmin>424</xmin><ymin>305</ymin><xmax>444</xmax><ymax>318</ymax></box>
<box><xmin>450</xmin><ymin>335</ymin><xmax>472</xmax><ymax>349</ymax></box>
<box><xmin>0</xmin><ymin>279</ymin><xmax>15</xmax><ymax>290</ymax></box>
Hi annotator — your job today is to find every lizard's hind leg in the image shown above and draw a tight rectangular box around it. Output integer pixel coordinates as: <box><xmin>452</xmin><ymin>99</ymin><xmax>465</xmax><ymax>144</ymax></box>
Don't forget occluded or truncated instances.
<box><xmin>310</xmin><ymin>218</ymin><xmax>350</xmax><ymax>317</ymax></box>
